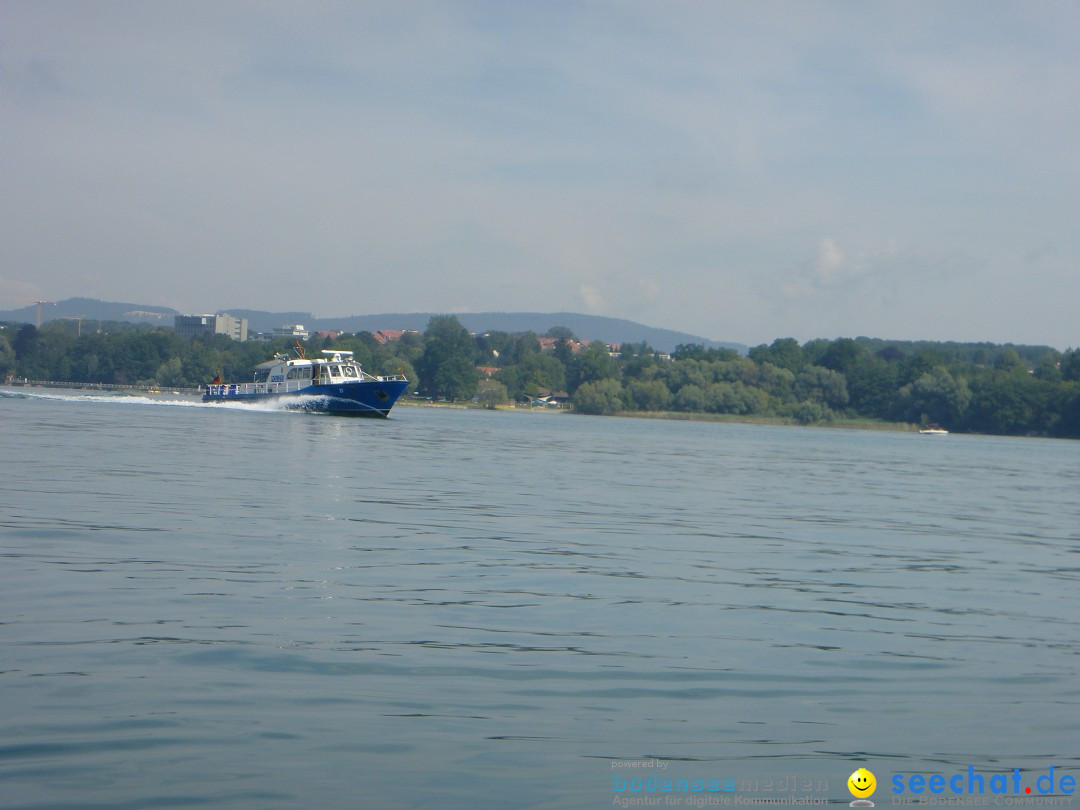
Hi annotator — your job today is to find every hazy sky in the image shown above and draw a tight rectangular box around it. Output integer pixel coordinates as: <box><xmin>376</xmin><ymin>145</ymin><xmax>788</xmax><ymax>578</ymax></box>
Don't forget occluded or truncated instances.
<box><xmin>2</xmin><ymin>1</ymin><xmax>1078</xmax><ymax>348</ymax></box>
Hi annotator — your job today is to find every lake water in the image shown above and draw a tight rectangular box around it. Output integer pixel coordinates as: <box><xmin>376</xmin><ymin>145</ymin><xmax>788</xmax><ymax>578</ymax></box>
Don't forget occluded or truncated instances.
<box><xmin>1</xmin><ymin>390</ymin><xmax>1078</xmax><ymax>809</ymax></box>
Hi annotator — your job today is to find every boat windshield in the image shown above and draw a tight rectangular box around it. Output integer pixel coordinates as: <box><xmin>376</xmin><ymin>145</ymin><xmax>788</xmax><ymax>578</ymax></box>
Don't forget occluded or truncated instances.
<box><xmin>254</xmin><ymin>370</ymin><xmax>270</xmax><ymax>383</ymax></box>
<box><xmin>342</xmin><ymin>365</ymin><xmax>358</xmax><ymax>378</ymax></box>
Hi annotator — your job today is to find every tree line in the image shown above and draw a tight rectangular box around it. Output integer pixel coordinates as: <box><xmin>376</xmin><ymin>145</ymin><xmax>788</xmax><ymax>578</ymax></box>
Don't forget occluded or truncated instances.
<box><xmin>3</xmin><ymin>316</ymin><xmax>1079</xmax><ymax>438</ymax></box>
<box><xmin>0</xmin><ymin>320</ymin><xmax>423</xmax><ymax>394</ymax></box>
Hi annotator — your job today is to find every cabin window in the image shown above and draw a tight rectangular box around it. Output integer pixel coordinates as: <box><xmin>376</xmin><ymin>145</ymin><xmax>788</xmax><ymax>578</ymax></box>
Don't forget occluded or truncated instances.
<box><xmin>328</xmin><ymin>365</ymin><xmax>341</xmax><ymax>377</ymax></box>
<box><xmin>287</xmin><ymin>367</ymin><xmax>301</xmax><ymax>380</ymax></box>
<box><xmin>254</xmin><ymin>371</ymin><xmax>270</xmax><ymax>383</ymax></box>
<box><xmin>343</xmin><ymin>365</ymin><xmax>358</xmax><ymax>378</ymax></box>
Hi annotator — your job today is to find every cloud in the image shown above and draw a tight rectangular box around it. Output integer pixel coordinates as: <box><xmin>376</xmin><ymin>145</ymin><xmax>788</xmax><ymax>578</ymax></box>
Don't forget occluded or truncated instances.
<box><xmin>1</xmin><ymin>3</ymin><xmax>1078</xmax><ymax>348</ymax></box>
<box><xmin>781</xmin><ymin>237</ymin><xmax>870</xmax><ymax>299</ymax></box>
<box><xmin>812</xmin><ymin>237</ymin><xmax>847</xmax><ymax>284</ymax></box>
<box><xmin>579</xmin><ymin>285</ymin><xmax>606</xmax><ymax>314</ymax></box>
<box><xmin>637</xmin><ymin>278</ymin><xmax>660</xmax><ymax>300</ymax></box>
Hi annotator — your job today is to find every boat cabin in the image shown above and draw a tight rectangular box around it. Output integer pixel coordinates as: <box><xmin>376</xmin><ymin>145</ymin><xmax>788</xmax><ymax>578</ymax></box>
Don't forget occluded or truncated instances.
<box><xmin>251</xmin><ymin>350</ymin><xmax>371</xmax><ymax>392</ymax></box>
<box><xmin>203</xmin><ymin>348</ymin><xmax>408</xmax><ymax>413</ymax></box>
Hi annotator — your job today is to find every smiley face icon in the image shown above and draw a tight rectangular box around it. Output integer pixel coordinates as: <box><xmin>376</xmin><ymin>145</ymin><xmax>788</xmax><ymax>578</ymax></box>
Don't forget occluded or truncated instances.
<box><xmin>848</xmin><ymin>768</ymin><xmax>877</xmax><ymax>799</ymax></box>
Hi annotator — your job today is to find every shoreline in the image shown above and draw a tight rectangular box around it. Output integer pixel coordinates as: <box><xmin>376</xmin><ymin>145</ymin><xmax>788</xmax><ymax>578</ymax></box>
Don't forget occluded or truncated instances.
<box><xmin>7</xmin><ymin>382</ymin><xmax>1071</xmax><ymax>438</ymax></box>
<box><xmin>396</xmin><ymin>397</ymin><xmax>920</xmax><ymax>432</ymax></box>
<box><xmin>594</xmin><ymin>409</ymin><xmax>921</xmax><ymax>432</ymax></box>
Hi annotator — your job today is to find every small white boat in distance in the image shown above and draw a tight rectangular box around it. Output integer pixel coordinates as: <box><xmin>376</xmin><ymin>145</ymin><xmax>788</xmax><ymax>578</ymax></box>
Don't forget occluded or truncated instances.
<box><xmin>919</xmin><ymin>424</ymin><xmax>949</xmax><ymax>435</ymax></box>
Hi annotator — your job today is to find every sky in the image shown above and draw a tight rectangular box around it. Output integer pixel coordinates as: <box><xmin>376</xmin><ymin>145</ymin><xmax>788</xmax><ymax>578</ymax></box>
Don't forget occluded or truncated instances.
<box><xmin>1</xmin><ymin>1</ymin><xmax>1078</xmax><ymax>349</ymax></box>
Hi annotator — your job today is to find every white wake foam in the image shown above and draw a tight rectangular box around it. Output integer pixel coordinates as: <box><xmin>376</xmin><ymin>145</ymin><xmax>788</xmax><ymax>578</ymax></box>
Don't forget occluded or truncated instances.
<box><xmin>0</xmin><ymin>389</ymin><xmax>311</xmax><ymax>414</ymax></box>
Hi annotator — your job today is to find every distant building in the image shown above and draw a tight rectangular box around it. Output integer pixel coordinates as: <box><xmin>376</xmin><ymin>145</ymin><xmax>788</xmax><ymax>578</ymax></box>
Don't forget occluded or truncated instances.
<box><xmin>537</xmin><ymin>336</ymin><xmax>588</xmax><ymax>354</ymax></box>
<box><xmin>372</xmin><ymin>329</ymin><xmax>421</xmax><ymax>344</ymax></box>
<box><xmin>174</xmin><ymin>313</ymin><xmax>248</xmax><ymax>341</ymax></box>
<box><xmin>531</xmin><ymin>389</ymin><xmax>570</xmax><ymax>409</ymax></box>
<box><xmin>254</xmin><ymin>324</ymin><xmax>310</xmax><ymax>342</ymax></box>
<box><xmin>271</xmin><ymin>324</ymin><xmax>310</xmax><ymax>340</ymax></box>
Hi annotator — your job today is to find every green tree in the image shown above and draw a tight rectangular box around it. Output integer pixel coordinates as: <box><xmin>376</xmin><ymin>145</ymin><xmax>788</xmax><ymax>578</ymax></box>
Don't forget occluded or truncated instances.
<box><xmin>660</xmin><ymin>358</ymin><xmax>708</xmax><ymax>393</ymax></box>
<box><xmin>627</xmin><ymin>378</ymin><xmax>672</xmax><ymax>411</ymax></box>
<box><xmin>546</xmin><ymin>326</ymin><xmax>576</xmax><ymax>340</ymax></box>
<box><xmin>477</xmin><ymin>331</ymin><xmax>511</xmax><ymax>362</ymax></box>
<box><xmin>1059</xmin><ymin>349</ymin><xmax>1080</xmax><ymax>382</ymax></box>
<box><xmin>711</xmin><ymin>358</ymin><xmax>757</xmax><ymax>385</ymax></box>
<box><xmin>748</xmin><ymin>337</ymin><xmax>806</xmax><ymax>371</ymax></box>
<box><xmin>0</xmin><ymin>332</ymin><xmax>15</xmax><ymax>378</ymax></box>
<box><xmin>373</xmin><ymin>336</ymin><xmax>422</xmax><ymax>379</ymax></box>
<box><xmin>553</xmin><ymin>337</ymin><xmax>575</xmax><ymax>366</ymax></box>
<box><xmin>800</xmin><ymin>339</ymin><xmax>831</xmax><ymax>368</ymax></box>
<box><xmin>673</xmin><ymin>344</ymin><xmax>738</xmax><ymax>362</ymax></box>
<box><xmin>1054</xmin><ymin>384</ymin><xmax>1080</xmax><ymax>437</ymax></box>
<box><xmin>790</xmin><ymin>400</ymin><xmax>833</xmax><ymax>424</ymax></box>
<box><xmin>819</xmin><ymin>338</ymin><xmax>866</xmax><ymax>374</ymax></box>
<box><xmin>573</xmin><ymin>379</ymin><xmax>626</xmax><ymax>415</ymax></box>
<box><xmin>397</xmin><ymin>330</ymin><xmax>423</xmax><ymax>359</ymax></box>
<box><xmin>476</xmin><ymin>379</ymin><xmax>509</xmax><ymax>408</ymax></box>
<box><xmin>673</xmin><ymin>384</ymin><xmax>706</xmax><ymax>412</ymax></box>
<box><xmin>153</xmin><ymin>357</ymin><xmax>184</xmax><ymax>387</ymax></box>
<box><xmin>994</xmin><ymin>348</ymin><xmax>1023</xmax><ymax>372</ymax></box>
<box><xmin>495</xmin><ymin>352</ymin><xmax>567</xmax><ymax>401</ymax></box>
<box><xmin>392</xmin><ymin>359</ymin><xmax>419</xmax><ymax>395</ymax></box>
<box><xmin>1033</xmin><ymin>354</ymin><xmax>1062</xmax><ymax>382</ymax></box>
<box><xmin>876</xmin><ymin>345</ymin><xmax>906</xmax><ymax>363</ymax></box>
<box><xmin>416</xmin><ymin>316</ymin><xmax>480</xmax><ymax>401</ymax></box>
<box><xmin>13</xmin><ymin>324</ymin><xmax>38</xmax><ymax>366</ymax></box>
<box><xmin>896</xmin><ymin>366</ymin><xmax>971</xmax><ymax>426</ymax></box>
<box><xmin>503</xmin><ymin>331</ymin><xmax>541</xmax><ymax>365</ymax></box>
<box><xmin>703</xmin><ymin>381</ymin><xmax>769</xmax><ymax>415</ymax></box>
<box><xmin>330</xmin><ymin>334</ymin><xmax>376</xmax><ymax>369</ymax></box>
<box><xmin>964</xmin><ymin>374</ymin><xmax>1041</xmax><ymax>434</ymax></box>
<box><xmin>795</xmin><ymin>367</ymin><xmax>849</xmax><ymax>410</ymax></box>
<box><xmin>184</xmin><ymin>341</ymin><xmax>222</xmax><ymax>385</ymax></box>
<box><xmin>567</xmin><ymin>342</ymin><xmax>618</xmax><ymax>393</ymax></box>
<box><xmin>900</xmin><ymin>349</ymin><xmax>948</xmax><ymax>386</ymax></box>
<box><xmin>846</xmin><ymin>356</ymin><xmax>899</xmax><ymax>418</ymax></box>
<box><xmin>754</xmin><ymin>363</ymin><xmax>796</xmax><ymax>402</ymax></box>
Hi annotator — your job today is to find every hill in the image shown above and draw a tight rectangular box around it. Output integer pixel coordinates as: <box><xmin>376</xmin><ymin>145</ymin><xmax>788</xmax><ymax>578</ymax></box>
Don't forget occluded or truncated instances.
<box><xmin>0</xmin><ymin>297</ymin><xmax>177</xmax><ymax>325</ymax></box>
<box><xmin>0</xmin><ymin>298</ymin><xmax>740</xmax><ymax>354</ymax></box>
<box><xmin>237</xmin><ymin>310</ymin><xmax>742</xmax><ymax>354</ymax></box>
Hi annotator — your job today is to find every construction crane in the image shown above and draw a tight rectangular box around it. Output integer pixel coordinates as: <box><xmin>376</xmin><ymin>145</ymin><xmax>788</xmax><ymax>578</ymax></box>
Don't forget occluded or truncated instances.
<box><xmin>60</xmin><ymin>315</ymin><xmax>87</xmax><ymax>336</ymax></box>
<box><xmin>0</xmin><ymin>297</ymin><xmax>57</xmax><ymax>327</ymax></box>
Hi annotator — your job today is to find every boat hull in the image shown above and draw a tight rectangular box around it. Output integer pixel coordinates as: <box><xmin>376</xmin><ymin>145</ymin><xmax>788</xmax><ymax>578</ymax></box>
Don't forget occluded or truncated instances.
<box><xmin>202</xmin><ymin>379</ymin><xmax>409</xmax><ymax>417</ymax></box>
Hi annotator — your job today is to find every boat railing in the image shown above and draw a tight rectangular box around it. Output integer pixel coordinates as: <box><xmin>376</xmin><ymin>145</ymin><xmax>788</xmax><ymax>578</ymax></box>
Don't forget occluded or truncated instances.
<box><xmin>205</xmin><ymin>380</ymin><xmax>314</xmax><ymax>396</ymax></box>
<box><xmin>330</xmin><ymin>370</ymin><xmax>407</xmax><ymax>384</ymax></box>
<box><xmin>205</xmin><ymin>374</ymin><xmax>407</xmax><ymax>396</ymax></box>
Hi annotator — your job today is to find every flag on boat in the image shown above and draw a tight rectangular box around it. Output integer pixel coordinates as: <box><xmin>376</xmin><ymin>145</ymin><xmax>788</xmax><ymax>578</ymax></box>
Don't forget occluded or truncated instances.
<box><xmin>210</xmin><ymin>373</ymin><xmax>222</xmax><ymax>385</ymax></box>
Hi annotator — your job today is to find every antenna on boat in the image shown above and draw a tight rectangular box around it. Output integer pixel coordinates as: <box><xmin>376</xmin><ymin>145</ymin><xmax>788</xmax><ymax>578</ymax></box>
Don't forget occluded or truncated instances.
<box><xmin>294</xmin><ymin>340</ymin><xmax>306</xmax><ymax>360</ymax></box>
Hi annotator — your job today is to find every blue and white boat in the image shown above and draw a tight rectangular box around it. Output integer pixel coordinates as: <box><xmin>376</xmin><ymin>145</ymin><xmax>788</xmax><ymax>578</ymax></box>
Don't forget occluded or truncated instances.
<box><xmin>202</xmin><ymin>349</ymin><xmax>408</xmax><ymax>417</ymax></box>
